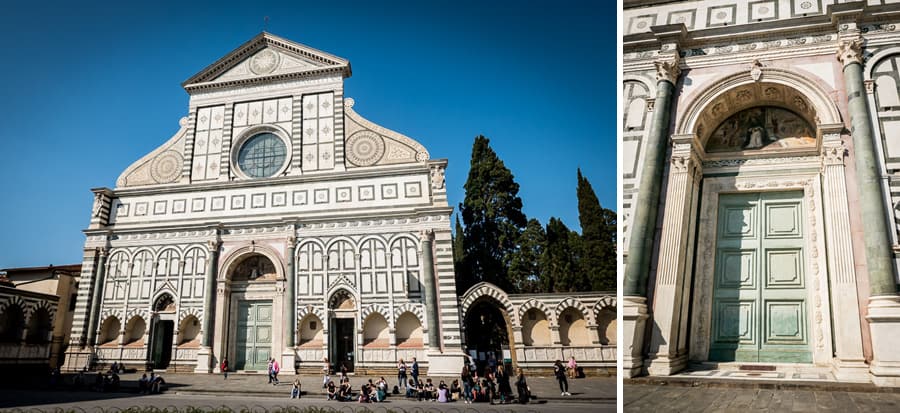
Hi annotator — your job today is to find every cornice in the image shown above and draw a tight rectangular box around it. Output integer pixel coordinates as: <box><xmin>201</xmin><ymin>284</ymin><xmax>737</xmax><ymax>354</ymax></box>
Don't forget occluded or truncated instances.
<box><xmin>111</xmin><ymin>162</ymin><xmax>430</xmax><ymax>197</ymax></box>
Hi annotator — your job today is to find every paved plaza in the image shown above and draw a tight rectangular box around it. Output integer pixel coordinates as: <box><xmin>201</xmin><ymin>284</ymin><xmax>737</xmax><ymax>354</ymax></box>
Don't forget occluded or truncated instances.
<box><xmin>0</xmin><ymin>372</ymin><xmax>615</xmax><ymax>412</ymax></box>
<box><xmin>625</xmin><ymin>383</ymin><xmax>900</xmax><ymax>412</ymax></box>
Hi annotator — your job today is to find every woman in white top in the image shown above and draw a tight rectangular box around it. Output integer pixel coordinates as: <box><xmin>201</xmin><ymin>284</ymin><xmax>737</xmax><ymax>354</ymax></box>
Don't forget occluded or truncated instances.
<box><xmin>322</xmin><ymin>357</ymin><xmax>331</xmax><ymax>388</ymax></box>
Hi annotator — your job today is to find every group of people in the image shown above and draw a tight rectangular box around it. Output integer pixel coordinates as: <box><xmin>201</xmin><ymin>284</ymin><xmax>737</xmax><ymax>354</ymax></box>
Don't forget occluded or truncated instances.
<box><xmin>137</xmin><ymin>372</ymin><xmax>166</xmax><ymax>394</ymax></box>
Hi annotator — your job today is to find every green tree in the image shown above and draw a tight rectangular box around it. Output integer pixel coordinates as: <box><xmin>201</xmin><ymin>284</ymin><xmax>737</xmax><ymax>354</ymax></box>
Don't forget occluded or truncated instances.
<box><xmin>452</xmin><ymin>215</ymin><xmax>467</xmax><ymax>291</ymax></box>
<box><xmin>458</xmin><ymin>136</ymin><xmax>527</xmax><ymax>294</ymax></box>
<box><xmin>542</xmin><ymin>217</ymin><xmax>581</xmax><ymax>292</ymax></box>
<box><xmin>508</xmin><ymin>218</ymin><xmax>546</xmax><ymax>293</ymax></box>
<box><xmin>577</xmin><ymin>168</ymin><xmax>616</xmax><ymax>291</ymax></box>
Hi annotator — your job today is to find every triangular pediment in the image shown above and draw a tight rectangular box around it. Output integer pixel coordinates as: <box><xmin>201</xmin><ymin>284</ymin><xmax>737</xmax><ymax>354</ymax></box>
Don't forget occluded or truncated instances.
<box><xmin>182</xmin><ymin>32</ymin><xmax>351</xmax><ymax>93</ymax></box>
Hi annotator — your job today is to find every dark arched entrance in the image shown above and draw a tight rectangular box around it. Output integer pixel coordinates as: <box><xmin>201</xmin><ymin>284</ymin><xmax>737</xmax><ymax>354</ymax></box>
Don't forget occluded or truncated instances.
<box><xmin>463</xmin><ymin>298</ymin><xmax>511</xmax><ymax>376</ymax></box>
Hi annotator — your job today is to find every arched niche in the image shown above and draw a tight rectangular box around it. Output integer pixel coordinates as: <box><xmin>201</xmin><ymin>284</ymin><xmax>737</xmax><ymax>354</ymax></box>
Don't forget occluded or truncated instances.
<box><xmin>328</xmin><ymin>289</ymin><xmax>356</xmax><ymax>310</ymax></box>
<box><xmin>362</xmin><ymin>312</ymin><xmax>389</xmax><ymax>348</ymax></box>
<box><xmin>298</xmin><ymin>313</ymin><xmax>323</xmax><ymax>348</ymax></box>
<box><xmin>521</xmin><ymin>308</ymin><xmax>551</xmax><ymax>347</ymax></box>
<box><xmin>231</xmin><ymin>253</ymin><xmax>278</xmax><ymax>282</ymax></box>
<box><xmin>395</xmin><ymin>312</ymin><xmax>423</xmax><ymax>348</ymax></box>
<box><xmin>153</xmin><ymin>293</ymin><xmax>176</xmax><ymax>312</ymax></box>
<box><xmin>177</xmin><ymin>315</ymin><xmax>200</xmax><ymax>347</ymax></box>
<box><xmin>677</xmin><ymin>67</ymin><xmax>842</xmax><ymax>156</ymax></box>
<box><xmin>99</xmin><ymin>317</ymin><xmax>121</xmax><ymax>346</ymax></box>
<box><xmin>558</xmin><ymin>307</ymin><xmax>590</xmax><ymax>347</ymax></box>
<box><xmin>25</xmin><ymin>307</ymin><xmax>52</xmax><ymax>344</ymax></box>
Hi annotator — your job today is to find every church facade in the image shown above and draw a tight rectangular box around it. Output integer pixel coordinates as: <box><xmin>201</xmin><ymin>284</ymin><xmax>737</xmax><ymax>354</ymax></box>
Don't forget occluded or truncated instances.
<box><xmin>61</xmin><ymin>33</ymin><xmax>616</xmax><ymax>376</ymax></box>
<box><xmin>622</xmin><ymin>1</ymin><xmax>900</xmax><ymax>385</ymax></box>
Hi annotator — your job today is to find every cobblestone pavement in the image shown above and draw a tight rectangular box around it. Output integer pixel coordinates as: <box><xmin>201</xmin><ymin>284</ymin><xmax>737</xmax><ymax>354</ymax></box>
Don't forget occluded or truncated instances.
<box><xmin>625</xmin><ymin>384</ymin><xmax>900</xmax><ymax>412</ymax></box>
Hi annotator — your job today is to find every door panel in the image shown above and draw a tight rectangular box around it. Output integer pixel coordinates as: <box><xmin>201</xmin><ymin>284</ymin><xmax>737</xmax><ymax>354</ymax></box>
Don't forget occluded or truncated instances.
<box><xmin>710</xmin><ymin>191</ymin><xmax>810</xmax><ymax>363</ymax></box>
<box><xmin>235</xmin><ymin>300</ymin><xmax>272</xmax><ymax>371</ymax></box>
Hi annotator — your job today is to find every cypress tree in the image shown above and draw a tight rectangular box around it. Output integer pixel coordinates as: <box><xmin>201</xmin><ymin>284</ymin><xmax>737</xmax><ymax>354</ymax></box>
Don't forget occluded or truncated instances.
<box><xmin>458</xmin><ymin>136</ymin><xmax>527</xmax><ymax>294</ymax></box>
<box><xmin>542</xmin><ymin>217</ymin><xmax>578</xmax><ymax>292</ymax></box>
<box><xmin>577</xmin><ymin>168</ymin><xmax>616</xmax><ymax>291</ymax></box>
<box><xmin>452</xmin><ymin>215</ymin><xmax>468</xmax><ymax>292</ymax></box>
<box><xmin>508</xmin><ymin>218</ymin><xmax>546</xmax><ymax>293</ymax></box>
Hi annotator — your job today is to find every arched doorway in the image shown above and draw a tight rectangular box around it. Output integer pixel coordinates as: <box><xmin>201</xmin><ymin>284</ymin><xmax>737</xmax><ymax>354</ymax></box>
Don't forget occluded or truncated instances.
<box><xmin>149</xmin><ymin>293</ymin><xmax>176</xmax><ymax>369</ymax></box>
<box><xmin>228</xmin><ymin>252</ymin><xmax>278</xmax><ymax>371</ymax></box>
<box><xmin>463</xmin><ymin>298</ymin><xmax>511</xmax><ymax>375</ymax></box>
<box><xmin>328</xmin><ymin>289</ymin><xmax>356</xmax><ymax>372</ymax></box>
<box><xmin>460</xmin><ymin>283</ymin><xmax>517</xmax><ymax>375</ymax></box>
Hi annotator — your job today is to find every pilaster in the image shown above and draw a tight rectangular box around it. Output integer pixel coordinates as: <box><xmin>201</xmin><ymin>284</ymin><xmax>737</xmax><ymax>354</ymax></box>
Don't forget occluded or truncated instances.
<box><xmin>645</xmin><ymin>135</ymin><xmax>702</xmax><ymax>376</ymax></box>
<box><xmin>623</xmin><ymin>296</ymin><xmax>649</xmax><ymax>378</ymax></box>
<box><xmin>819</xmin><ymin>130</ymin><xmax>869</xmax><ymax>381</ymax></box>
<box><xmin>196</xmin><ymin>236</ymin><xmax>220</xmax><ymax>373</ymax></box>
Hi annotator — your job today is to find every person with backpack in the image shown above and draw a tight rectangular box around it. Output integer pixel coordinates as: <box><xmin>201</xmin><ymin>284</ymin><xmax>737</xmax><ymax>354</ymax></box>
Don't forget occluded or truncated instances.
<box><xmin>554</xmin><ymin>359</ymin><xmax>570</xmax><ymax>396</ymax></box>
<box><xmin>461</xmin><ymin>365</ymin><xmax>475</xmax><ymax>404</ymax></box>
<box><xmin>515</xmin><ymin>368</ymin><xmax>529</xmax><ymax>404</ymax></box>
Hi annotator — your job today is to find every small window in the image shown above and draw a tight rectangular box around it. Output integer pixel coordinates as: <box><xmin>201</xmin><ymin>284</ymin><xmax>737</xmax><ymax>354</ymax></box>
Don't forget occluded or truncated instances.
<box><xmin>310</xmin><ymin>321</ymin><xmax>317</xmax><ymax>330</ymax></box>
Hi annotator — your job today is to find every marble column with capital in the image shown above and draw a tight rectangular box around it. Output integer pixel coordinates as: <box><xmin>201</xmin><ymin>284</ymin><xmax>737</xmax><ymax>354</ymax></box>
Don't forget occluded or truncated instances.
<box><xmin>86</xmin><ymin>247</ymin><xmax>109</xmax><ymax>347</ymax></box>
<box><xmin>838</xmin><ymin>38</ymin><xmax>900</xmax><ymax>386</ymax></box>
<box><xmin>420</xmin><ymin>230</ymin><xmax>441</xmax><ymax>351</ymax></box>
<box><xmin>645</xmin><ymin>138</ymin><xmax>702</xmax><ymax>376</ymax></box>
<box><xmin>622</xmin><ymin>52</ymin><xmax>681</xmax><ymax>378</ymax></box>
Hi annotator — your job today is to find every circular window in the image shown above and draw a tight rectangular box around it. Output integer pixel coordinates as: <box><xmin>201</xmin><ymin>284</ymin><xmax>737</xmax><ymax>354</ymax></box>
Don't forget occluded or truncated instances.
<box><xmin>237</xmin><ymin>133</ymin><xmax>287</xmax><ymax>178</ymax></box>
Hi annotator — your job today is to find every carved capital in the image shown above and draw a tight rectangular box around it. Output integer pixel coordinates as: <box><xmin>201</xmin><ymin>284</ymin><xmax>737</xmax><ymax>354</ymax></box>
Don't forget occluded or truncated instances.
<box><xmin>206</xmin><ymin>240</ymin><xmax>220</xmax><ymax>253</ymax></box>
<box><xmin>654</xmin><ymin>54</ymin><xmax>681</xmax><ymax>85</ymax></box>
<box><xmin>97</xmin><ymin>247</ymin><xmax>110</xmax><ymax>258</ymax></box>
<box><xmin>418</xmin><ymin>228</ymin><xmax>435</xmax><ymax>243</ymax></box>
<box><xmin>836</xmin><ymin>38</ymin><xmax>864</xmax><ymax>67</ymax></box>
<box><xmin>646</xmin><ymin>98</ymin><xmax>656</xmax><ymax>112</ymax></box>
<box><xmin>822</xmin><ymin>143</ymin><xmax>847</xmax><ymax>166</ymax></box>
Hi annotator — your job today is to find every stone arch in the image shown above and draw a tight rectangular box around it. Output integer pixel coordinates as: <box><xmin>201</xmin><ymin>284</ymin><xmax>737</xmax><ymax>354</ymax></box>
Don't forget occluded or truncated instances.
<box><xmin>32</xmin><ymin>299</ymin><xmax>57</xmax><ymax>320</ymax></box>
<box><xmin>0</xmin><ymin>295</ymin><xmax>26</xmax><ymax>315</ymax></box>
<box><xmin>219</xmin><ymin>243</ymin><xmax>285</xmax><ymax>281</ymax></box>
<box><xmin>99</xmin><ymin>309</ymin><xmax>124</xmax><ymax>327</ymax></box>
<box><xmin>298</xmin><ymin>311</ymin><xmax>324</xmax><ymax>347</ymax></box>
<box><xmin>0</xmin><ymin>299</ymin><xmax>25</xmax><ymax>342</ymax></box>
<box><xmin>393</xmin><ymin>302</ymin><xmax>426</xmax><ymax>331</ymax></box>
<box><xmin>520</xmin><ymin>306</ymin><xmax>552</xmax><ymax>347</ymax></box>
<box><xmin>124</xmin><ymin>308</ymin><xmax>151</xmax><ymax>325</ymax></box>
<box><xmin>176</xmin><ymin>313</ymin><xmax>201</xmax><ymax>347</ymax></box>
<box><xmin>556</xmin><ymin>297</ymin><xmax>593</xmax><ymax>325</ymax></box>
<box><xmin>460</xmin><ymin>282</ymin><xmax>517</xmax><ymax>325</ymax></box>
<box><xmin>517</xmin><ymin>299</ymin><xmax>557</xmax><ymax>327</ymax></box>
<box><xmin>624</xmin><ymin>73</ymin><xmax>657</xmax><ymax>97</ymax></box>
<box><xmin>123</xmin><ymin>314</ymin><xmax>147</xmax><ymax>345</ymax></box>
<box><xmin>98</xmin><ymin>315</ymin><xmax>121</xmax><ymax>346</ymax></box>
<box><xmin>327</xmin><ymin>287</ymin><xmax>358</xmax><ymax>310</ymax></box>
<box><xmin>360</xmin><ymin>303</ymin><xmax>391</xmax><ymax>327</ymax></box>
<box><xmin>324</xmin><ymin>236</ymin><xmax>358</xmax><ymax>271</ymax></box>
<box><xmin>676</xmin><ymin>66</ymin><xmax>843</xmax><ymax>146</ymax></box>
<box><xmin>25</xmin><ymin>305</ymin><xmax>53</xmax><ymax>343</ymax></box>
<box><xmin>395</xmin><ymin>311</ymin><xmax>424</xmax><ymax>348</ymax></box>
<box><xmin>106</xmin><ymin>250</ymin><xmax>132</xmax><ymax>278</ymax></box>
<box><xmin>362</xmin><ymin>311</ymin><xmax>390</xmax><ymax>348</ymax></box>
<box><xmin>154</xmin><ymin>246</ymin><xmax>183</xmax><ymax>276</ymax></box>
<box><xmin>593</xmin><ymin>296</ymin><xmax>616</xmax><ymax>321</ymax></box>
<box><xmin>178</xmin><ymin>307</ymin><xmax>203</xmax><ymax>325</ymax></box>
<box><xmin>865</xmin><ymin>47</ymin><xmax>900</xmax><ymax>81</ymax></box>
<box><xmin>152</xmin><ymin>290</ymin><xmax>177</xmax><ymax>312</ymax></box>
<box><xmin>297</xmin><ymin>304</ymin><xmax>327</xmax><ymax>326</ymax></box>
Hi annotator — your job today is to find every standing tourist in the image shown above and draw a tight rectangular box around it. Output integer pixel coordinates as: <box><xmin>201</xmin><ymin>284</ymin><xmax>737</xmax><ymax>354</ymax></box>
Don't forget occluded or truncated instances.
<box><xmin>554</xmin><ymin>360</ymin><xmax>570</xmax><ymax>396</ymax></box>
<box><xmin>220</xmin><ymin>357</ymin><xmax>229</xmax><ymax>379</ymax></box>
<box><xmin>397</xmin><ymin>358</ymin><xmax>408</xmax><ymax>389</ymax></box>
<box><xmin>515</xmin><ymin>368</ymin><xmax>529</xmax><ymax>404</ymax></box>
<box><xmin>487</xmin><ymin>353</ymin><xmax>497</xmax><ymax>375</ymax></box>
<box><xmin>411</xmin><ymin>357</ymin><xmax>420</xmax><ymax>386</ymax></box>
<box><xmin>267</xmin><ymin>359</ymin><xmax>275</xmax><ymax>384</ymax></box>
<box><xmin>496</xmin><ymin>366</ymin><xmax>511</xmax><ymax>404</ymax></box>
<box><xmin>322</xmin><ymin>357</ymin><xmax>331</xmax><ymax>388</ymax></box>
<box><xmin>461</xmin><ymin>365</ymin><xmax>474</xmax><ymax>404</ymax></box>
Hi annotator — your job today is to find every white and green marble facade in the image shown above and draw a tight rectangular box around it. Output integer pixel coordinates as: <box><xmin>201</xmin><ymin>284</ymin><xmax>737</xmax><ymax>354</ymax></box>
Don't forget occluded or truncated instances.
<box><xmin>62</xmin><ymin>33</ymin><xmax>465</xmax><ymax>376</ymax></box>
<box><xmin>623</xmin><ymin>0</ymin><xmax>900</xmax><ymax>385</ymax></box>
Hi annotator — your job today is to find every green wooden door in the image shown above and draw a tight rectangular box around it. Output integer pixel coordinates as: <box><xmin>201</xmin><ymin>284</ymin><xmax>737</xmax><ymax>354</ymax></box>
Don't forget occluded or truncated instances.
<box><xmin>235</xmin><ymin>300</ymin><xmax>272</xmax><ymax>371</ymax></box>
<box><xmin>709</xmin><ymin>191</ymin><xmax>811</xmax><ymax>363</ymax></box>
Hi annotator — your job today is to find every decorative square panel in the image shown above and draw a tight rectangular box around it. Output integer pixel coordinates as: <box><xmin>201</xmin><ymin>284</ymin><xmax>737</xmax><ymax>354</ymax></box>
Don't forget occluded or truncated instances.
<box><xmin>272</xmin><ymin>192</ymin><xmax>287</xmax><ymax>207</ymax></box>
<box><xmin>314</xmin><ymin>188</ymin><xmax>329</xmax><ymax>204</ymax></box>
<box><xmin>172</xmin><ymin>199</ymin><xmax>186</xmax><ymax>214</ymax></box>
<box><xmin>765</xmin><ymin>203</ymin><xmax>802</xmax><ymax>238</ymax></box>
<box><xmin>667</xmin><ymin>10</ymin><xmax>696</xmax><ymax>29</ymax></box>
<box><xmin>628</xmin><ymin>14</ymin><xmax>656</xmax><ymax>34</ymax></box>
<box><xmin>765</xmin><ymin>249</ymin><xmax>804</xmax><ymax>288</ymax></box>
<box><xmin>714</xmin><ymin>300</ymin><xmax>755</xmax><ymax>344</ymax></box>
<box><xmin>707</xmin><ymin>5</ymin><xmax>737</xmax><ymax>27</ymax></box>
<box><xmin>749</xmin><ymin>0</ymin><xmax>778</xmax><ymax>21</ymax></box>
<box><xmin>765</xmin><ymin>301</ymin><xmax>806</xmax><ymax>343</ymax></box>
<box><xmin>336</xmin><ymin>187</ymin><xmax>352</xmax><ymax>203</ymax></box>
<box><xmin>211</xmin><ymin>196</ymin><xmax>226</xmax><ymax>211</ymax></box>
<box><xmin>191</xmin><ymin>198</ymin><xmax>206</xmax><ymax>212</ymax></box>
<box><xmin>233</xmin><ymin>103</ymin><xmax>248</xmax><ymax>127</ymax></box>
<box><xmin>722</xmin><ymin>206</ymin><xmax>756</xmax><ymax>238</ymax></box>
<box><xmin>116</xmin><ymin>202</ymin><xmax>129</xmax><ymax>217</ymax></box>
<box><xmin>359</xmin><ymin>185</ymin><xmax>375</xmax><ymax>201</ymax></box>
<box><xmin>153</xmin><ymin>201</ymin><xmax>167</xmax><ymax>215</ymax></box>
<box><xmin>231</xmin><ymin>195</ymin><xmax>245</xmax><ymax>210</ymax></box>
<box><xmin>717</xmin><ymin>249</ymin><xmax>756</xmax><ymax>289</ymax></box>
<box><xmin>791</xmin><ymin>0</ymin><xmax>822</xmax><ymax>17</ymax></box>
<box><xmin>251</xmin><ymin>193</ymin><xmax>266</xmax><ymax>208</ymax></box>
<box><xmin>381</xmin><ymin>183</ymin><xmax>399</xmax><ymax>200</ymax></box>
<box><xmin>404</xmin><ymin>182</ymin><xmax>422</xmax><ymax>198</ymax></box>
<box><xmin>292</xmin><ymin>190</ymin><xmax>308</xmax><ymax>206</ymax></box>
<box><xmin>135</xmin><ymin>202</ymin><xmax>148</xmax><ymax>216</ymax></box>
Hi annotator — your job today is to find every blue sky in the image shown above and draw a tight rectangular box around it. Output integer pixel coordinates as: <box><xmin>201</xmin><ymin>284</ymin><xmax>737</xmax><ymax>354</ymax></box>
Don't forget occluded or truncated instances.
<box><xmin>0</xmin><ymin>1</ymin><xmax>613</xmax><ymax>268</ymax></box>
